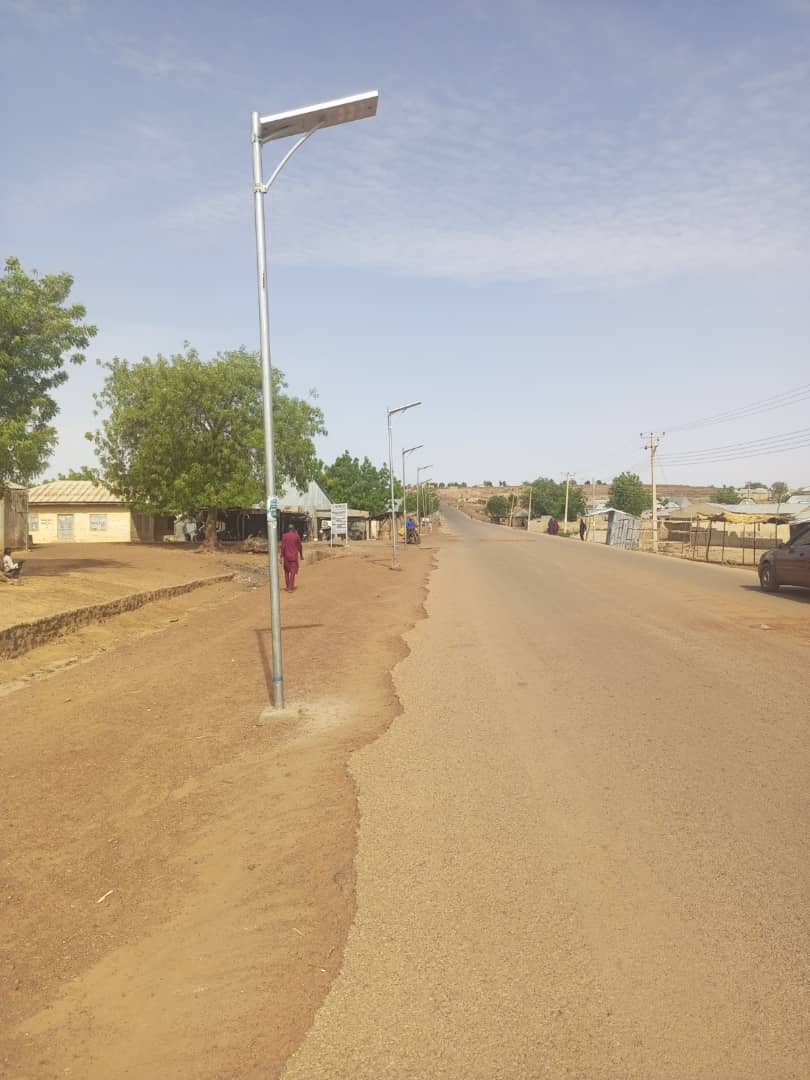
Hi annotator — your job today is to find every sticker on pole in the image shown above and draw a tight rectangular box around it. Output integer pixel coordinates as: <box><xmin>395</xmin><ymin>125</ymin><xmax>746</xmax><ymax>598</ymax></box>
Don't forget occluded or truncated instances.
<box><xmin>267</xmin><ymin>496</ymin><xmax>278</xmax><ymax>524</ymax></box>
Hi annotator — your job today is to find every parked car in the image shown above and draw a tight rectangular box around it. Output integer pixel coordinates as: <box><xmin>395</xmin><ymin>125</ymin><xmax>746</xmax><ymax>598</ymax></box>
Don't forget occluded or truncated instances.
<box><xmin>759</xmin><ymin>523</ymin><xmax>810</xmax><ymax>592</ymax></box>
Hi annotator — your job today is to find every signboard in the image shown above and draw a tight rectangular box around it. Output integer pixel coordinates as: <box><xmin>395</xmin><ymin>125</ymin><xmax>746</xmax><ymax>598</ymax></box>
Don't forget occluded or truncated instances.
<box><xmin>331</xmin><ymin>503</ymin><xmax>348</xmax><ymax>541</ymax></box>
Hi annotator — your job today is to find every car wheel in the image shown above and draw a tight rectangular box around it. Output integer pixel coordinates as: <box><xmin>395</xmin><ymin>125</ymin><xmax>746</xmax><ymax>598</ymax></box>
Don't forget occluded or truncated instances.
<box><xmin>759</xmin><ymin>562</ymin><xmax>780</xmax><ymax>592</ymax></box>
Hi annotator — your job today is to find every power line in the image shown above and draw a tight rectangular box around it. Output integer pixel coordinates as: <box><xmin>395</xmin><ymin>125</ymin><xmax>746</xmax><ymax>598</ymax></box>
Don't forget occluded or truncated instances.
<box><xmin>665</xmin><ymin>381</ymin><xmax>810</xmax><ymax>434</ymax></box>
<box><xmin>661</xmin><ymin>425</ymin><xmax>810</xmax><ymax>460</ymax></box>
<box><xmin>659</xmin><ymin>426</ymin><xmax>810</xmax><ymax>466</ymax></box>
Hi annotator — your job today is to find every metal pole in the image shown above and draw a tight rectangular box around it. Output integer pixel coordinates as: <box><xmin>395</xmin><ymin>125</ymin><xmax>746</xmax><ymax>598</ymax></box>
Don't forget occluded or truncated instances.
<box><xmin>252</xmin><ymin>111</ymin><xmax>285</xmax><ymax>710</ymax></box>
<box><xmin>401</xmin><ymin>448</ymin><xmax>407</xmax><ymax>522</ymax></box>
<box><xmin>563</xmin><ymin>472</ymin><xmax>570</xmax><ymax>536</ymax></box>
<box><xmin>388</xmin><ymin>409</ymin><xmax>398</xmax><ymax>569</ymax></box>
<box><xmin>416</xmin><ymin>474</ymin><xmax>420</xmax><ymax>533</ymax></box>
<box><xmin>648</xmin><ymin>433</ymin><xmax>660</xmax><ymax>553</ymax></box>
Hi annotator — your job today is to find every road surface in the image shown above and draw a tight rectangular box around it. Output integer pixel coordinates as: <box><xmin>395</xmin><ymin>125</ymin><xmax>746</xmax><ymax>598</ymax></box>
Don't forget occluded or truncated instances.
<box><xmin>285</xmin><ymin>506</ymin><xmax>810</xmax><ymax>1079</ymax></box>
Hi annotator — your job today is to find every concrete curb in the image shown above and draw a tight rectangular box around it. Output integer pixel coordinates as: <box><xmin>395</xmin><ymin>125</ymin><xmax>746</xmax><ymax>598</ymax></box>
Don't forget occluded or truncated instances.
<box><xmin>0</xmin><ymin>573</ymin><xmax>235</xmax><ymax>660</ymax></box>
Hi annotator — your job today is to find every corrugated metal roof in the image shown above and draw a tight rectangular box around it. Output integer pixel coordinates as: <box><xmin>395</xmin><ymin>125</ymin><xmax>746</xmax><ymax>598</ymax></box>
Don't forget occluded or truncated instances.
<box><xmin>28</xmin><ymin>481</ymin><xmax>125</xmax><ymax>505</ymax></box>
<box><xmin>278</xmin><ymin>480</ymin><xmax>333</xmax><ymax>512</ymax></box>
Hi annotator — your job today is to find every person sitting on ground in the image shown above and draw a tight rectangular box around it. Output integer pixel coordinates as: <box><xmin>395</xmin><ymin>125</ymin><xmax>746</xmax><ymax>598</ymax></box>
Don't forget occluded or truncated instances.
<box><xmin>3</xmin><ymin>547</ymin><xmax>23</xmax><ymax>579</ymax></box>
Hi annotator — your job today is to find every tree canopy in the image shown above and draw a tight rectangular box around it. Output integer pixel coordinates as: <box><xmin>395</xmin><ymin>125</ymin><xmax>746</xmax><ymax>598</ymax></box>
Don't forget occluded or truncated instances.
<box><xmin>485</xmin><ymin>494</ymin><xmax>511</xmax><ymax>521</ymax></box>
<box><xmin>608</xmin><ymin>472</ymin><xmax>651</xmax><ymax>516</ymax></box>
<box><xmin>771</xmin><ymin>481</ymin><xmax>790</xmax><ymax>502</ymax></box>
<box><xmin>42</xmin><ymin>466</ymin><xmax>99</xmax><ymax>484</ymax></box>
<box><xmin>90</xmin><ymin>347</ymin><xmax>325</xmax><ymax>540</ymax></box>
<box><xmin>713</xmin><ymin>485</ymin><xmax>740</xmax><ymax>504</ymax></box>
<box><xmin>0</xmin><ymin>257</ymin><xmax>96</xmax><ymax>486</ymax></box>
<box><xmin>320</xmin><ymin>452</ymin><xmax>399</xmax><ymax>516</ymax></box>
<box><xmin>522</xmin><ymin>477</ymin><xmax>586</xmax><ymax>521</ymax></box>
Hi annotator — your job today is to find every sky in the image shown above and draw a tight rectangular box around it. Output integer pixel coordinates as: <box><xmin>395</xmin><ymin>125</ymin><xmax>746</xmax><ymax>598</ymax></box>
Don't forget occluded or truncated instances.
<box><xmin>2</xmin><ymin>0</ymin><xmax>809</xmax><ymax>490</ymax></box>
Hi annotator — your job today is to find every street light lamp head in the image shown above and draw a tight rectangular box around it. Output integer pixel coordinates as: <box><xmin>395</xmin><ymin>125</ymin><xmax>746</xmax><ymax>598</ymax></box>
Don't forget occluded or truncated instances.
<box><xmin>258</xmin><ymin>91</ymin><xmax>379</xmax><ymax>143</ymax></box>
<box><xmin>388</xmin><ymin>400</ymin><xmax>422</xmax><ymax>418</ymax></box>
<box><xmin>404</xmin><ymin>444</ymin><xmax>424</xmax><ymax>456</ymax></box>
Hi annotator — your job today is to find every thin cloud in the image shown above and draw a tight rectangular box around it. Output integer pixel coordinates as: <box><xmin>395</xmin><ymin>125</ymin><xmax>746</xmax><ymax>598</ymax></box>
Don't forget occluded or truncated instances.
<box><xmin>0</xmin><ymin>0</ymin><xmax>85</xmax><ymax>24</ymax></box>
<box><xmin>156</xmin><ymin>5</ymin><xmax>810</xmax><ymax>286</ymax></box>
<box><xmin>86</xmin><ymin>31</ymin><xmax>213</xmax><ymax>86</ymax></box>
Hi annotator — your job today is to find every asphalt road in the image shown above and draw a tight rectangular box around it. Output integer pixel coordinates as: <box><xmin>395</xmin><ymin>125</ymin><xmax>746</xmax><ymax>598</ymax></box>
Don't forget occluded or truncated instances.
<box><xmin>284</xmin><ymin>506</ymin><xmax>810</xmax><ymax>1080</ymax></box>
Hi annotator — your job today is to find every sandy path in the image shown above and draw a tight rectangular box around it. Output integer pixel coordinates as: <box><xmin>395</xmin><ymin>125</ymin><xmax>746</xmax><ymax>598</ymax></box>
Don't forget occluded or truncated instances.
<box><xmin>1</xmin><ymin>543</ymin><xmax>431</xmax><ymax>1079</ymax></box>
<box><xmin>284</xmin><ymin>507</ymin><xmax>810</xmax><ymax>1079</ymax></box>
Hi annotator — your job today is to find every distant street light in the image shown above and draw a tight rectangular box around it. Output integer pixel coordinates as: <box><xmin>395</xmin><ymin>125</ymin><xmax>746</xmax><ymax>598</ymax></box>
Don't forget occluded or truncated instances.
<box><xmin>387</xmin><ymin>402</ymin><xmax>422</xmax><ymax>568</ymax></box>
<box><xmin>251</xmin><ymin>91</ymin><xmax>378</xmax><ymax>710</ymax></box>
<box><xmin>401</xmin><ymin>444</ymin><xmax>423</xmax><ymax>524</ymax></box>
<box><xmin>416</xmin><ymin>464</ymin><xmax>433</xmax><ymax>531</ymax></box>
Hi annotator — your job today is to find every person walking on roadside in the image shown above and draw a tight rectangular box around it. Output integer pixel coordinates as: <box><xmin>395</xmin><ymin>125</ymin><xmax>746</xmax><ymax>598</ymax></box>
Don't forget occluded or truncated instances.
<box><xmin>3</xmin><ymin>547</ymin><xmax>23</xmax><ymax>580</ymax></box>
<box><xmin>579</xmin><ymin>517</ymin><xmax>587</xmax><ymax>541</ymax></box>
<box><xmin>280</xmin><ymin>524</ymin><xmax>303</xmax><ymax>592</ymax></box>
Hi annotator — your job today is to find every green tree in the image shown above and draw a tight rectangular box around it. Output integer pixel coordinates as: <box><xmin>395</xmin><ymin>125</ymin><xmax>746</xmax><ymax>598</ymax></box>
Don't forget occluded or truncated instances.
<box><xmin>320</xmin><ymin>452</ymin><xmax>400</xmax><ymax>516</ymax></box>
<box><xmin>522</xmin><ymin>477</ymin><xmax>586</xmax><ymax>521</ymax></box>
<box><xmin>0</xmin><ymin>257</ymin><xmax>97</xmax><ymax>486</ymax></box>
<box><xmin>608</xmin><ymin>472</ymin><xmax>651</xmax><ymax>516</ymax></box>
<box><xmin>90</xmin><ymin>347</ymin><xmax>325</xmax><ymax>544</ymax></box>
<box><xmin>485</xmin><ymin>494</ymin><xmax>510</xmax><ymax>521</ymax></box>
<box><xmin>771</xmin><ymin>481</ymin><xmax>790</xmax><ymax>503</ymax></box>
<box><xmin>713</xmin><ymin>485</ymin><xmax>740</xmax><ymax>504</ymax></box>
<box><xmin>482</xmin><ymin>480</ymin><xmax>494</xmax><ymax>487</ymax></box>
<box><xmin>42</xmin><ymin>465</ymin><xmax>99</xmax><ymax>484</ymax></box>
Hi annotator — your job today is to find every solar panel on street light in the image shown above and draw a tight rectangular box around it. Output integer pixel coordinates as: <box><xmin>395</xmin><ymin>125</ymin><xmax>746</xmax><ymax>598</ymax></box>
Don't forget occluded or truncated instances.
<box><xmin>258</xmin><ymin>91</ymin><xmax>379</xmax><ymax>143</ymax></box>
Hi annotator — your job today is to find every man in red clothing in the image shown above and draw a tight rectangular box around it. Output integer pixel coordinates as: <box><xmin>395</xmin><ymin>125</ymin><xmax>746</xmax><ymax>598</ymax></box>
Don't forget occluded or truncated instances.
<box><xmin>279</xmin><ymin>524</ymin><xmax>304</xmax><ymax>592</ymax></box>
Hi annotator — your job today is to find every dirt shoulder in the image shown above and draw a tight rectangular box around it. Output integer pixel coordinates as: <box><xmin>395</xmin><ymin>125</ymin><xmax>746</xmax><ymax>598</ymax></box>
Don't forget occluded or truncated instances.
<box><xmin>0</xmin><ymin>543</ymin><xmax>242</xmax><ymax>631</ymax></box>
<box><xmin>0</xmin><ymin>539</ymin><xmax>435</xmax><ymax>1079</ymax></box>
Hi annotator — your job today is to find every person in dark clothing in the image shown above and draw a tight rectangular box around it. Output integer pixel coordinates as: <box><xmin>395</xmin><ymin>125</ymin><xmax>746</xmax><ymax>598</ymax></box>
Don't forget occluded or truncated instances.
<box><xmin>279</xmin><ymin>524</ymin><xmax>303</xmax><ymax>592</ymax></box>
<box><xmin>579</xmin><ymin>518</ymin><xmax>587</xmax><ymax>541</ymax></box>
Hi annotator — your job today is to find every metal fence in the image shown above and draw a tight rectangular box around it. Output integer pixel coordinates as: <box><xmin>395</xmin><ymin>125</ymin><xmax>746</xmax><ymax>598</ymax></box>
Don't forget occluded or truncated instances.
<box><xmin>650</xmin><ymin>519</ymin><xmax>789</xmax><ymax>567</ymax></box>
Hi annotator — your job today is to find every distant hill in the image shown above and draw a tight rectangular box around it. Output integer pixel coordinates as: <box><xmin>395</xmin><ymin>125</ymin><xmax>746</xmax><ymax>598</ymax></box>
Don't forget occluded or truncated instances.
<box><xmin>441</xmin><ymin>482</ymin><xmax>721</xmax><ymax>504</ymax></box>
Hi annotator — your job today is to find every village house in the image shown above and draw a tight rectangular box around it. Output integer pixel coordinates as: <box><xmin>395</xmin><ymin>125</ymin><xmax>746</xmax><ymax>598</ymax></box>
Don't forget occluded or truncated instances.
<box><xmin>27</xmin><ymin>481</ymin><xmax>170</xmax><ymax>543</ymax></box>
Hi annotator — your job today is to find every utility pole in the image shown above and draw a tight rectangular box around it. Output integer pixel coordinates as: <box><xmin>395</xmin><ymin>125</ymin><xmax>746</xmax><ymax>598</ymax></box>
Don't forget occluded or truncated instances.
<box><xmin>527</xmin><ymin>485</ymin><xmax>532</xmax><ymax>531</ymax></box>
<box><xmin>642</xmin><ymin>432</ymin><xmax>663</xmax><ymax>553</ymax></box>
<box><xmin>563</xmin><ymin>472</ymin><xmax>571</xmax><ymax>536</ymax></box>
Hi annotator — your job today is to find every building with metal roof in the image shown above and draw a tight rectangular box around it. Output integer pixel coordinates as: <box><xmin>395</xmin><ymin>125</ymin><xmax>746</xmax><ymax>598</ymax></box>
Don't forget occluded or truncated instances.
<box><xmin>28</xmin><ymin>481</ymin><xmax>124</xmax><ymax>505</ymax></box>
<box><xmin>27</xmin><ymin>482</ymin><xmax>169</xmax><ymax>543</ymax></box>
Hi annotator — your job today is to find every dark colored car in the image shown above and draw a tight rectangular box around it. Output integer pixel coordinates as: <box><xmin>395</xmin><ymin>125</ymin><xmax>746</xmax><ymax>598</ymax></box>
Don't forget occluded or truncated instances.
<box><xmin>759</xmin><ymin>522</ymin><xmax>810</xmax><ymax>592</ymax></box>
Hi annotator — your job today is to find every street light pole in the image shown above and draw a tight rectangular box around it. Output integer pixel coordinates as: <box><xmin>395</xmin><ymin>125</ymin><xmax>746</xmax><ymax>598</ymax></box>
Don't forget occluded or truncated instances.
<box><xmin>401</xmin><ymin>443</ymin><xmax>423</xmax><ymax>524</ymax></box>
<box><xmin>387</xmin><ymin>403</ymin><xmax>422</xmax><ymax>568</ymax></box>
<box><xmin>416</xmin><ymin>464</ymin><xmax>433</xmax><ymax>533</ymax></box>
<box><xmin>251</xmin><ymin>91</ymin><xmax>378</xmax><ymax>710</ymax></box>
